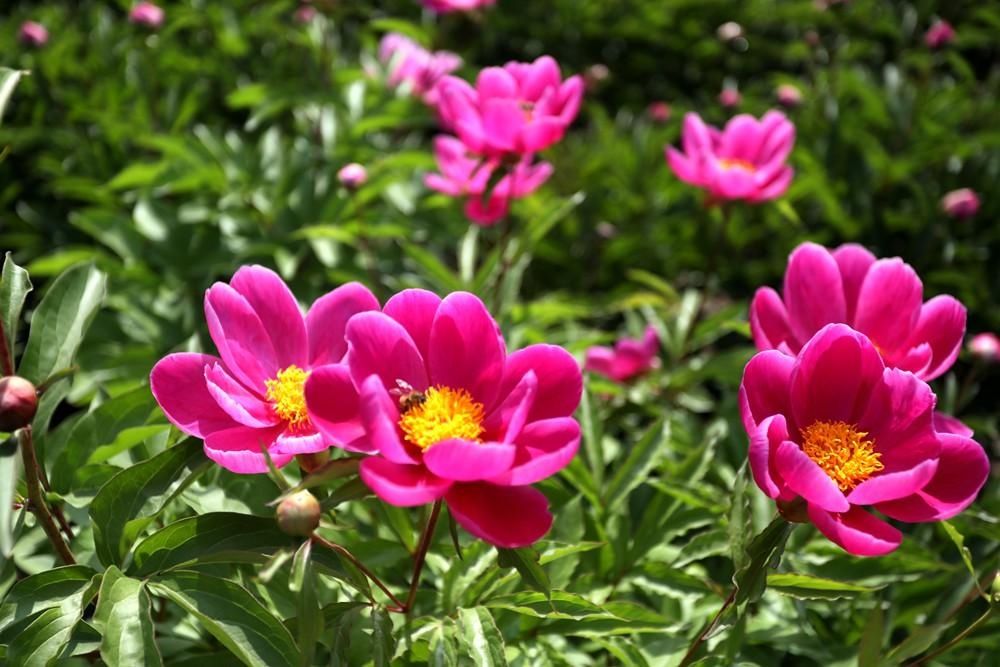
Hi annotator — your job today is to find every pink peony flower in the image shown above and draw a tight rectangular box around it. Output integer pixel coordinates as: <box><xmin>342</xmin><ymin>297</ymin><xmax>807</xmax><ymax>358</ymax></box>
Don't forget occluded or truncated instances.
<box><xmin>129</xmin><ymin>2</ymin><xmax>165</xmax><ymax>29</ymax></box>
<box><xmin>925</xmin><ymin>20</ymin><xmax>955</xmax><ymax>49</ymax></box>
<box><xmin>378</xmin><ymin>33</ymin><xmax>462</xmax><ymax>106</ymax></box>
<box><xmin>776</xmin><ymin>84</ymin><xmax>803</xmax><ymax>108</ymax></box>
<box><xmin>741</xmin><ymin>324</ymin><xmax>989</xmax><ymax>556</ymax></box>
<box><xmin>940</xmin><ymin>188</ymin><xmax>979</xmax><ymax>219</ymax></box>
<box><xmin>150</xmin><ymin>267</ymin><xmax>379</xmax><ymax>473</ymax></box>
<box><xmin>306</xmin><ymin>289</ymin><xmax>583</xmax><ymax>547</ymax></box>
<box><xmin>19</xmin><ymin>21</ymin><xmax>49</xmax><ymax>47</ymax></box>
<box><xmin>666</xmin><ymin>111</ymin><xmax>795</xmax><ymax>203</ymax></box>
<box><xmin>969</xmin><ymin>333</ymin><xmax>1000</xmax><ymax>361</ymax></box>
<box><xmin>719</xmin><ymin>87</ymin><xmax>741</xmax><ymax>108</ymax></box>
<box><xmin>338</xmin><ymin>163</ymin><xmax>368</xmax><ymax>189</ymax></box>
<box><xmin>750</xmin><ymin>242</ymin><xmax>967</xmax><ymax>382</ymax></box>
<box><xmin>425</xmin><ymin>135</ymin><xmax>552</xmax><ymax>226</ymax></box>
<box><xmin>422</xmin><ymin>0</ymin><xmax>496</xmax><ymax>13</ymax></box>
<box><xmin>437</xmin><ymin>56</ymin><xmax>584</xmax><ymax>159</ymax></box>
<box><xmin>648</xmin><ymin>101</ymin><xmax>671</xmax><ymax>123</ymax></box>
<box><xmin>585</xmin><ymin>326</ymin><xmax>660</xmax><ymax>383</ymax></box>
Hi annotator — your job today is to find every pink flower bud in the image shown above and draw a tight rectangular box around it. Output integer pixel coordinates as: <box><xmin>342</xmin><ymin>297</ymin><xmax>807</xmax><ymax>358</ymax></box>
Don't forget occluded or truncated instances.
<box><xmin>18</xmin><ymin>21</ymin><xmax>49</xmax><ymax>48</ymax></box>
<box><xmin>776</xmin><ymin>84</ymin><xmax>803</xmax><ymax>108</ymax></box>
<box><xmin>0</xmin><ymin>376</ymin><xmax>38</xmax><ymax>432</ymax></box>
<box><xmin>719</xmin><ymin>87</ymin><xmax>741</xmax><ymax>108</ymax></box>
<box><xmin>129</xmin><ymin>2</ymin><xmax>165</xmax><ymax>29</ymax></box>
<box><xmin>647</xmin><ymin>101</ymin><xmax>671</xmax><ymax>123</ymax></box>
<box><xmin>925</xmin><ymin>20</ymin><xmax>955</xmax><ymax>49</ymax></box>
<box><xmin>294</xmin><ymin>5</ymin><xmax>317</xmax><ymax>23</ymax></box>
<box><xmin>717</xmin><ymin>22</ymin><xmax>743</xmax><ymax>42</ymax></box>
<box><xmin>276</xmin><ymin>490</ymin><xmax>321</xmax><ymax>536</ymax></box>
<box><xmin>338</xmin><ymin>163</ymin><xmax>367</xmax><ymax>189</ymax></box>
<box><xmin>969</xmin><ymin>333</ymin><xmax>1000</xmax><ymax>361</ymax></box>
<box><xmin>940</xmin><ymin>188</ymin><xmax>979</xmax><ymax>219</ymax></box>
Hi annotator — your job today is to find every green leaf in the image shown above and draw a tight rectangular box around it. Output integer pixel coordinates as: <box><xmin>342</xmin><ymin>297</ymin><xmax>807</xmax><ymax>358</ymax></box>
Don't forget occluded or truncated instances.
<box><xmin>18</xmin><ymin>263</ymin><xmax>106</xmax><ymax>386</ymax></box>
<box><xmin>149</xmin><ymin>571</ymin><xmax>301</xmax><ymax>667</ymax></box>
<box><xmin>604</xmin><ymin>418</ymin><xmax>668</xmax><ymax>512</ymax></box>
<box><xmin>90</xmin><ymin>439</ymin><xmax>207</xmax><ymax>567</ymax></box>
<box><xmin>727</xmin><ymin>463</ymin><xmax>750</xmax><ymax>573</ymax></box>
<box><xmin>371</xmin><ymin>607</ymin><xmax>395</xmax><ymax>667</ymax></box>
<box><xmin>578</xmin><ymin>385</ymin><xmax>604</xmax><ymax>486</ymax></box>
<box><xmin>496</xmin><ymin>547</ymin><xmax>550</xmax><ymax>596</ymax></box>
<box><xmin>92</xmin><ymin>567</ymin><xmax>163</xmax><ymax>667</ymax></box>
<box><xmin>767</xmin><ymin>573</ymin><xmax>881</xmax><ymax>600</ymax></box>
<box><xmin>0</xmin><ymin>566</ymin><xmax>98</xmax><ymax>631</ymax></box>
<box><xmin>733</xmin><ymin>516</ymin><xmax>792</xmax><ymax>606</ymax></box>
<box><xmin>0</xmin><ymin>69</ymin><xmax>25</xmax><ymax>125</ymax></box>
<box><xmin>429</xmin><ymin>624</ymin><xmax>458</xmax><ymax>667</ymax></box>
<box><xmin>857</xmin><ymin>604</ymin><xmax>885</xmax><ymax>667</ymax></box>
<box><xmin>400</xmin><ymin>243</ymin><xmax>464</xmax><ymax>293</ymax></box>
<box><xmin>0</xmin><ymin>253</ymin><xmax>32</xmax><ymax>371</ymax></box>
<box><xmin>939</xmin><ymin>521</ymin><xmax>978</xmax><ymax>584</ymax></box>
<box><xmin>129</xmin><ymin>512</ymin><xmax>298</xmax><ymax>576</ymax></box>
<box><xmin>458</xmin><ymin>607</ymin><xmax>508</xmax><ymax>667</ymax></box>
<box><xmin>6</xmin><ymin>606</ymin><xmax>79</xmax><ymax>666</ymax></box>
<box><xmin>0</xmin><ymin>436</ymin><xmax>20</xmax><ymax>558</ymax></box>
<box><xmin>290</xmin><ymin>541</ymin><xmax>320</xmax><ymax>667</ymax></box>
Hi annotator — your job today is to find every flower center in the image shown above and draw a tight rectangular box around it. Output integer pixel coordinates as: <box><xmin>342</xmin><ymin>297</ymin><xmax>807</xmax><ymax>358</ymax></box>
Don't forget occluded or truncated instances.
<box><xmin>266</xmin><ymin>365</ymin><xmax>311</xmax><ymax>431</ymax></box>
<box><xmin>398</xmin><ymin>385</ymin><xmax>485</xmax><ymax>450</ymax></box>
<box><xmin>801</xmin><ymin>420</ymin><xmax>884</xmax><ymax>492</ymax></box>
<box><xmin>718</xmin><ymin>157</ymin><xmax>756</xmax><ymax>172</ymax></box>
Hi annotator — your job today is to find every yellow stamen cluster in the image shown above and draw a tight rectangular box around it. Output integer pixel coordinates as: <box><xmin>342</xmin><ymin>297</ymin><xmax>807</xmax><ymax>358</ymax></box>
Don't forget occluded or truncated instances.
<box><xmin>718</xmin><ymin>157</ymin><xmax>756</xmax><ymax>172</ymax></box>
<box><xmin>801</xmin><ymin>420</ymin><xmax>884</xmax><ymax>492</ymax></box>
<box><xmin>265</xmin><ymin>365</ymin><xmax>311</xmax><ymax>432</ymax></box>
<box><xmin>399</xmin><ymin>386</ymin><xmax>485</xmax><ymax>451</ymax></box>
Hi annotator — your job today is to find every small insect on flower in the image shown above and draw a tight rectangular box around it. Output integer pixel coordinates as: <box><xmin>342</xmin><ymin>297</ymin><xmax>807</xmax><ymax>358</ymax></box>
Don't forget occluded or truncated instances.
<box><xmin>391</xmin><ymin>379</ymin><xmax>427</xmax><ymax>412</ymax></box>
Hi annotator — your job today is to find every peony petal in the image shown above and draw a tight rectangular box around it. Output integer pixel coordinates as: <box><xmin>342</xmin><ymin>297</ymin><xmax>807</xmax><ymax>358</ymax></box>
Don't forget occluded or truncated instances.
<box><xmin>303</xmin><ymin>364</ymin><xmax>368</xmax><ymax>451</ymax></box>
<box><xmin>858</xmin><ymin>368</ymin><xmax>938</xmax><ymax>470</ymax></box>
<box><xmin>230</xmin><ymin>266</ymin><xmax>308</xmax><ymax>369</ymax></box>
<box><xmin>357</xmin><ymin>375</ymin><xmax>417</xmax><ymax>464</ymax></box>
<box><xmin>501</xmin><ymin>344</ymin><xmax>582</xmax><ymax>421</ymax></box>
<box><xmin>807</xmin><ymin>505</ymin><xmax>902</xmax><ymax>557</ymax></box>
<box><xmin>271</xmin><ymin>430</ymin><xmax>327</xmax><ymax>456</ymax></box>
<box><xmin>428</xmin><ymin>292</ymin><xmax>506</xmax><ymax>408</ymax></box>
<box><xmin>907</xmin><ymin>295</ymin><xmax>966</xmax><ymax>381</ymax></box>
<box><xmin>476</xmin><ymin>66</ymin><xmax>518</xmax><ymax>100</ymax></box>
<box><xmin>482</xmin><ymin>98</ymin><xmax>524</xmax><ymax>153</ymax></box>
<box><xmin>749</xmin><ymin>288</ymin><xmax>796</xmax><ymax>353</ymax></box>
<box><xmin>382</xmin><ymin>289</ymin><xmax>443</xmax><ymax>362</ymax></box>
<box><xmin>584</xmin><ymin>347</ymin><xmax>616</xmax><ymax>379</ymax></box>
<box><xmin>877</xmin><ymin>433</ymin><xmax>989</xmax><ymax>522</ymax></box>
<box><xmin>359</xmin><ymin>458</ymin><xmax>451</xmax><ymax>507</ymax></box>
<box><xmin>203</xmin><ymin>424</ymin><xmax>290</xmax><ymax>474</ymax></box>
<box><xmin>666</xmin><ymin>147</ymin><xmax>702</xmax><ymax>186</ymax></box>
<box><xmin>204</xmin><ymin>363</ymin><xmax>278</xmax><ymax>429</ymax></box>
<box><xmin>423</xmin><ymin>440</ymin><xmax>517</xmax><ymax>482</ymax></box>
<box><xmin>748</xmin><ymin>414</ymin><xmax>789</xmax><ymax>499</ymax></box>
<box><xmin>831</xmin><ymin>244</ymin><xmax>876</xmax><ymax>323</ymax></box>
<box><xmin>446</xmin><ymin>483</ymin><xmax>552</xmax><ymax>548</ymax></box>
<box><xmin>933</xmin><ymin>412</ymin><xmax>974</xmax><ymax>438</ymax></box>
<box><xmin>491</xmin><ymin>417</ymin><xmax>580</xmax><ymax>486</ymax></box>
<box><xmin>306</xmin><ymin>283</ymin><xmax>380</xmax><ymax>366</ymax></box>
<box><xmin>204</xmin><ymin>283</ymin><xmax>279</xmax><ymax>393</ymax></box>
<box><xmin>719</xmin><ymin>115</ymin><xmax>764</xmax><ymax>161</ymax></box>
<box><xmin>150</xmin><ymin>353</ymin><xmax>239</xmax><ymax>438</ymax></box>
<box><xmin>345</xmin><ymin>311</ymin><xmax>429</xmax><ymax>393</ymax></box>
<box><xmin>752</xmin><ymin>167</ymin><xmax>793</xmax><ymax>201</ymax></box>
<box><xmin>790</xmin><ymin>324</ymin><xmax>884</xmax><ymax>428</ymax></box>
<box><xmin>681</xmin><ymin>112</ymin><xmax>714</xmax><ymax>157</ymax></box>
<box><xmin>775</xmin><ymin>440</ymin><xmax>850</xmax><ymax>513</ymax></box>
<box><xmin>465</xmin><ymin>195</ymin><xmax>509</xmax><ymax>226</ymax></box>
<box><xmin>783</xmin><ymin>243</ymin><xmax>847</xmax><ymax>345</ymax></box>
<box><xmin>739</xmin><ymin>350</ymin><xmax>795</xmax><ymax>433</ymax></box>
<box><xmin>846</xmin><ymin>458</ymin><xmax>938</xmax><ymax>505</ymax></box>
<box><xmin>483</xmin><ymin>371</ymin><xmax>537</xmax><ymax>443</ymax></box>
<box><xmin>853</xmin><ymin>259</ymin><xmax>923</xmax><ymax>360</ymax></box>
<box><xmin>521</xmin><ymin>118</ymin><xmax>565</xmax><ymax>153</ymax></box>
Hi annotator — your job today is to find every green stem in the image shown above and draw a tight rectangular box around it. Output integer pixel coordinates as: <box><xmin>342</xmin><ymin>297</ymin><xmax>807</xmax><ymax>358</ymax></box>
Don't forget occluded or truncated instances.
<box><xmin>678</xmin><ymin>586</ymin><xmax>737</xmax><ymax>667</ymax></box>
<box><xmin>19</xmin><ymin>427</ymin><xmax>75</xmax><ymax>565</ymax></box>
<box><xmin>401</xmin><ymin>500</ymin><xmax>443</xmax><ymax>615</ymax></box>
<box><xmin>311</xmin><ymin>533</ymin><xmax>406</xmax><ymax>611</ymax></box>
<box><xmin>908</xmin><ymin>603</ymin><xmax>996</xmax><ymax>666</ymax></box>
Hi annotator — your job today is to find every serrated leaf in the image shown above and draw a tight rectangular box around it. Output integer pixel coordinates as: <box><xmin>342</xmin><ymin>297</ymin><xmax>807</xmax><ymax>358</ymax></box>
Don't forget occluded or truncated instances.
<box><xmin>149</xmin><ymin>571</ymin><xmax>301</xmax><ymax>667</ymax></box>
<box><xmin>92</xmin><ymin>567</ymin><xmax>162</xmax><ymax>666</ymax></box>
<box><xmin>458</xmin><ymin>607</ymin><xmax>507</xmax><ymax>667</ymax></box>
<box><xmin>18</xmin><ymin>263</ymin><xmax>106</xmax><ymax>386</ymax></box>
<box><xmin>90</xmin><ymin>439</ymin><xmax>207</xmax><ymax>567</ymax></box>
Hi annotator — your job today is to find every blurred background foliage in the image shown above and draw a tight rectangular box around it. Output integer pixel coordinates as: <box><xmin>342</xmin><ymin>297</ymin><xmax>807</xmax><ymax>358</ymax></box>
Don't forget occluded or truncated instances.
<box><xmin>0</xmin><ymin>0</ymin><xmax>998</xmax><ymax>665</ymax></box>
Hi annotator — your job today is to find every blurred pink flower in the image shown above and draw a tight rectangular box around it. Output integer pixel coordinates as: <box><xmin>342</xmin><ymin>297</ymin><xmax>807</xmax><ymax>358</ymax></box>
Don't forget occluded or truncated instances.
<box><xmin>648</xmin><ymin>101</ymin><xmax>671</xmax><ymax>123</ymax></box>
<box><xmin>425</xmin><ymin>135</ymin><xmax>552</xmax><ymax>226</ymax></box>
<box><xmin>150</xmin><ymin>267</ymin><xmax>379</xmax><ymax>473</ymax></box>
<box><xmin>719</xmin><ymin>87</ymin><xmax>741</xmax><ymax>108</ymax></box>
<box><xmin>940</xmin><ymin>188</ymin><xmax>979</xmax><ymax>219</ymax></box>
<box><xmin>925</xmin><ymin>20</ymin><xmax>955</xmax><ymax>49</ymax></box>
<box><xmin>294</xmin><ymin>5</ymin><xmax>317</xmax><ymax>23</ymax></box>
<box><xmin>378</xmin><ymin>33</ymin><xmax>462</xmax><ymax>106</ymax></box>
<box><xmin>129</xmin><ymin>2</ymin><xmax>165</xmax><ymax>29</ymax></box>
<box><xmin>437</xmin><ymin>56</ymin><xmax>584</xmax><ymax>158</ymax></box>
<box><xmin>741</xmin><ymin>324</ymin><xmax>988</xmax><ymax>556</ymax></box>
<box><xmin>307</xmin><ymin>289</ymin><xmax>582</xmax><ymax>547</ymax></box>
<box><xmin>338</xmin><ymin>163</ymin><xmax>368</xmax><ymax>189</ymax></box>
<box><xmin>969</xmin><ymin>333</ymin><xmax>1000</xmax><ymax>361</ymax></box>
<box><xmin>18</xmin><ymin>21</ymin><xmax>49</xmax><ymax>47</ymax></box>
<box><xmin>585</xmin><ymin>326</ymin><xmax>660</xmax><ymax>383</ymax></box>
<box><xmin>776</xmin><ymin>84</ymin><xmax>803</xmax><ymax>108</ymax></box>
<box><xmin>750</xmin><ymin>242</ymin><xmax>967</xmax><ymax>381</ymax></box>
<box><xmin>666</xmin><ymin>110</ymin><xmax>795</xmax><ymax>203</ymax></box>
<box><xmin>422</xmin><ymin>0</ymin><xmax>496</xmax><ymax>13</ymax></box>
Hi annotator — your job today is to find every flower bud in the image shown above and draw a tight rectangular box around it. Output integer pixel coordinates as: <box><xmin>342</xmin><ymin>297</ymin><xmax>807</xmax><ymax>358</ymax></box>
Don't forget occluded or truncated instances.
<box><xmin>717</xmin><ymin>22</ymin><xmax>743</xmax><ymax>43</ymax></box>
<box><xmin>276</xmin><ymin>490</ymin><xmax>321</xmax><ymax>537</ymax></box>
<box><xmin>719</xmin><ymin>87</ymin><xmax>741</xmax><ymax>108</ymax></box>
<box><xmin>337</xmin><ymin>163</ymin><xmax>367</xmax><ymax>190</ymax></box>
<box><xmin>647</xmin><ymin>101</ymin><xmax>671</xmax><ymax>124</ymax></box>
<box><xmin>940</xmin><ymin>188</ymin><xmax>979</xmax><ymax>219</ymax></box>
<box><xmin>19</xmin><ymin>21</ymin><xmax>49</xmax><ymax>48</ymax></box>
<box><xmin>925</xmin><ymin>20</ymin><xmax>955</xmax><ymax>50</ymax></box>
<box><xmin>296</xmin><ymin>450</ymin><xmax>330</xmax><ymax>474</ymax></box>
<box><xmin>969</xmin><ymin>333</ymin><xmax>1000</xmax><ymax>362</ymax></box>
<box><xmin>584</xmin><ymin>64</ymin><xmax>610</xmax><ymax>91</ymax></box>
<box><xmin>129</xmin><ymin>2</ymin><xmax>165</xmax><ymax>30</ymax></box>
<box><xmin>295</xmin><ymin>5</ymin><xmax>317</xmax><ymax>23</ymax></box>
<box><xmin>776</xmin><ymin>84</ymin><xmax>803</xmax><ymax>108</ymax></box>
<box><xmin>0</xmin><ymin>376</ymin><xmax>38</xmax><ymax>432</ymax></box>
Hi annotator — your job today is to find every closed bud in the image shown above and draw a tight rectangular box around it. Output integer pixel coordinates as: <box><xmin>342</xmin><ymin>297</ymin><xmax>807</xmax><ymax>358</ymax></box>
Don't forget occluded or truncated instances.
<box><xmin>276</xmin><ymin>490</ymin><xmax>321</xmax><ymax>536</ymax></box>
<box><xmin>337</xmin><ymin>163</ymin><xmax>367</xmax><ymax>190</ymax></box>
<box><xmin>0</xmin><ymin>376</ymin><xmax>38</xmax><ymax>432</ymax></box>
